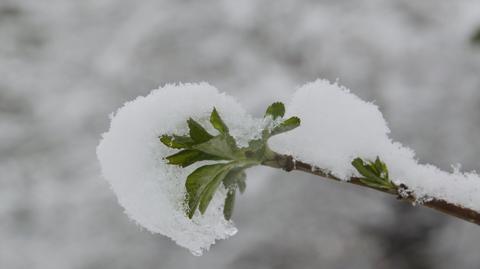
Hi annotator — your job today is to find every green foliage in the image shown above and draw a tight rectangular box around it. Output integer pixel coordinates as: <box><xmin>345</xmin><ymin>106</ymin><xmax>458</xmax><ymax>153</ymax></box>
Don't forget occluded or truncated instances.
<box><xmin>223</xmin><ymin>190</ymin><xmax>236</xmax><ymax>220</ymax></box>
<box><xmin>265</xmin><ymin>102</ymin><xmax>285</xmax><ymax>119</ymax></box>
<box><xmin>160</xmin><ymin>134</ymin><xmax>194</xmax><ymax>149</ymax></box>
<box><xmin>351</xmin><ymin>157</ymin><xmax>396</xmax><ymax>190</ymax></box>
<box><xmin>160</xmin><ymin>103</ymin><xmax>300</xmax><ymax>220</ymax></box>
<box><xmin>210</xmin><ymin>108</ymin><xmax>229</xmax><ymax>134</ymax></box>
<box><xmin>271</xmin><ymin>116</ymin><xmax>301</xmax><ymax>136</ymax></box>
<box><xmin>165</xmin><ymin>149</ymin><xmax>224</xmax><ymax>167</ymax></box>
<box><xmin>192</xmin><ymin>136</ymin><xmax>239</xmax><ymax>159</ymax></box>
<box><xmin>187</xmin><ymin>118</ymin><xmax>213</xmax><ymax>143</ymax></box>
<box><xmin>185</xmin><ymin>163</ymin><xmax>229</xmax><ymax>218</ymax></box>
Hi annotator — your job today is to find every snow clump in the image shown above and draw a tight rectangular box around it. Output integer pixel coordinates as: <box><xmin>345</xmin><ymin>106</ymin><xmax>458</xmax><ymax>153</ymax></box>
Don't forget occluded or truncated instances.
<box><xmin>97</xmin><ymin>83</ymin><xmax>263</xmax><ymax>255</ymax></box>
<box><xmin>270</xmin><ymin>79</ymin><xmax>480</xmax><ymax>212</ymax></box>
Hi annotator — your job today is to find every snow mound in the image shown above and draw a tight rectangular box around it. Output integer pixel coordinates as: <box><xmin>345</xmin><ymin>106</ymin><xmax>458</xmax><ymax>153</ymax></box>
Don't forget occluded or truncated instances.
<box><xmin>96</xmin><ymin>83</ymin><xmax>261</xmax><ymax>255</ymax></box>
<box><xmin>270</xmin><ymin>79</ymin><xmax>480</xmax><ymax>211</ymax></box>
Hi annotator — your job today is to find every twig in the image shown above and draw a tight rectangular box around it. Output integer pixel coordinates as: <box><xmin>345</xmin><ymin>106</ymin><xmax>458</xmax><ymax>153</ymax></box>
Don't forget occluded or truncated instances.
<box><xmin>263</xmin><ymin>153</ymin><xmax>480</xmax><ymax>226</ymax></box>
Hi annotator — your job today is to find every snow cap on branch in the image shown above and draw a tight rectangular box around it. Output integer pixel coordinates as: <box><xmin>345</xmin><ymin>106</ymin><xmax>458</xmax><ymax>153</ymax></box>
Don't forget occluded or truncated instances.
<box><xmin>96</xmin><ymin>83</ymin><xmax>262</xmax><ymax>255</ymax></box>
<box><xmin>271</xmin><ymin>79</ymin><xmax>480</xmax><ymax>212</ymax></box>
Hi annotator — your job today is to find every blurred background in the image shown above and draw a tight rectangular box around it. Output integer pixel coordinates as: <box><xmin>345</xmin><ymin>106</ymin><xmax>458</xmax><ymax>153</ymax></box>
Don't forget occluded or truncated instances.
<box><xmin>2</xmin><ymin>0</ymin><xmax>480</xmax><ymax>268</ymax></box>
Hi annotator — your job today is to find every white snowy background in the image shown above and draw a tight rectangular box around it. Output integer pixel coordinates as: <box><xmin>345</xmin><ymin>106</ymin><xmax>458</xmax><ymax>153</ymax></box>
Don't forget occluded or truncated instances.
<box><xmin>2</xmin><ymin>0</ymin><xmax>480</xmax><ymax>268</ymax></box>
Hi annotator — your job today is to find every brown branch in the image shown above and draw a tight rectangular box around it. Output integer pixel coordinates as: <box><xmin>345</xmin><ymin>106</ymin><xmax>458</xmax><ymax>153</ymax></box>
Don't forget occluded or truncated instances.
<box><xmin>262</xmin><ymin>153</ymin><xmax>480</xmax><ymax>226</ymax></box>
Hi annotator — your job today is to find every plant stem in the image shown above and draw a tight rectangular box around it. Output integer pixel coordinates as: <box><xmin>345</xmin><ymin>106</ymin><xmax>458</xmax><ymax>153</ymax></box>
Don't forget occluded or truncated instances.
<box><xmin>262</xmin><ymin>153</ymin><xmax>480</xmax><ymax>226</ymax></box>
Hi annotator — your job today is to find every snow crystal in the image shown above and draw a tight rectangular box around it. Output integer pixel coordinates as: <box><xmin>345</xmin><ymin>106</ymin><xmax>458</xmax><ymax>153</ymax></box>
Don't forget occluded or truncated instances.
<box><xmin>96</xmin><ymin>83</ymin><xmax>262</xmax><ymax>255</ymax></box>
<box><xmin>270</xmin><ymin>79</ymin><xmax>480</xmax><ymax>212</ymax></box>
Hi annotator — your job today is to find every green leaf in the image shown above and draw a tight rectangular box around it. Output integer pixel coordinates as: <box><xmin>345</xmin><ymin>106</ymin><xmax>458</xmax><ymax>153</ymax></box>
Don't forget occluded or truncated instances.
<box><xmin>160</xmin><ymin>134</ymin><xmax>197</xmax><ymax>149</ymax></box>
<box><xmin>193</xmin><ymin>136</ymin><xmax>237</xmax><ymax>159</ymax></box>
<box><xmin>223</xmin><ymin>190</ymin><xmax>236</xmax><ymax>220</ymax></box>
<box><xmin>352</xmin><ymin>158</ymin><xmax>381</xmax><ymax>181</ymax></box>
<box><xmin>231</xmin><ymin>170</ymin><xmax>247</xmax><ymax>194</ymax></box>
<box><xmin>185</xmin><ymin>163</ymin><xmax>229</xmax><ymax>218</ymax></box>
<box><xmin>270</xmin><ymin>116</ymin><xmax>301</xmax><ymax>136</ymax></box>
<box><xmin>160</xmin><ymin>135</ymin><xmax>191</xmax><ymax>149</ymax></box>
<box><xmin>198</xmin><ymin>166</ymin><xmax>232</xmax><ymax>214</ymax></box>
<box><xmin>237</xmin><ymin>178</ymin><xmax>246</xmax><ymax>194</ymax></box>
<box><xmin>173</xmin><ymin>135</ymin><xmax>195</xmax><ymax>146</ymax></box>
<box><xmin>244</xmin><ymin>140</ymin><xmax>264</xmax><ymax>157</ymax></box>
<box><xmin>359</xmin><ymin>179</ymin><xmax>390</xmax><ymax>189</ymax></box>
<box><xmin>210</xmin><ymin>108</ymin><xmax>229</xmax><ymax>134</ymax></box>
<box><xmin>249</xmin><ymin>133</ymin><xmax>268</xmax><ymax>147</ymax></box>
<box><xmin>373</xmin><ymin>157</ymin><xmax>389</xmax><ymax>179</ymax></box>
<box><xmin>166</xmin><ymin>150</ymin><xmax>200</xmax><ymax>167</ymax></box>
<box><xmin>265</xmin><ymin>102</ymin><xmax>285</xmax><ymax>119</ymax></box>
<box><xmin>187</xmin><ymin>118</ymin><xmax>213</xmax><ymax>144</ymax></box>
<box><xmin>222</xmin><ymin>168</ymin><xmax>246</xmax><ymax>189</ymax></box>
<box><xmin>352</xmin><ymin>157</ymin><xmax>395</xmax><ymax>190</ymax></box>
<box><xmin>159</xmin><ymin>135</ymin><xmax>175</xmax><ymax>148</ymax></box>
<box><xmin>165</xmin><ymin>149</ymin><xmax>224</xmax><ymax>167</ymax></box>
<box><xmin>225</xmin><ymin>134</ymin><xmax>239</xmax><ymax>152</ymax></box>
<box><xmin>243</xmin><ymin>129</ymin><xmax>271</xmax><ymax>161</ymax></box>
<box><xmin>161</xmin><ymin>102</ymin><xmax>304</xmax><ymax>220</ymax></box>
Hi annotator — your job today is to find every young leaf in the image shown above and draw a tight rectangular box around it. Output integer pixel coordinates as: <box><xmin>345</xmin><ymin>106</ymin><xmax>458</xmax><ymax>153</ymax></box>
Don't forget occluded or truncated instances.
<box><xmin>358</xmin><ymin>179</ymin><xmax>390</xmax><ymax>189</ymax></box>
<box><xmin>210</xmin><ymin>108</ymin><xmax>229</xmax><ymax>134</ymax></box>
<box><xmin>265</xmin><ymin>102</ymin><xmax>285</xmax><ymax>119</ymax></box>
<box><xmin>165</xmin><ymin>149</ymin><xmax>224</xmax><ymax>167</ymax></box>
<box><xmin>160</xmin><ymin>135</ymin><xmax>176</xmax><ymax>148</ymax></box>
<box><xmin>161</xmin><ymin>103</ymin><xmax>303</xmax><ymax>220</ymax></box>
<box><xmin>270</xmin><ymin>116</ymin><xmax>301</xmax><ymax>136</ymax></box>
<box><xmin>193</xmin><ymin>136</ymin><xmax>237</xmax><ymax>160</ymax></box>
<box><xmin>225</xmin><ymin>169</ymin><xmax>247</xmax><ymax>194</ymax></box>
<box><xmin>223</xmin><ymin>190</ymin><xmax>236</xmax><ymax>220</ymax></box>
<box><xmin>185</xmin><ymin>163</ymin><xmax>229</xmax><ymax>218</ymax></box>
<box><xmin>222</xmin><ymin>168</ymin><xmax>246</xmax><ymax>189</ymax></box>
<box><xmin>225</xmin><ymin>134</ymin><xmax>239</xmax><ymax>153</ymax></box>
<box><xmin>373</xmin><ymin>157</ymin><xmax>388</xmax><ymax>178</ymax></box>
<box><xmin>244</xmin><ymin>129</ymin><xmax>270</xmax><ymax>160</ymax></box>
<box><xmin>160</xmin><ymin>135</ymin><xmax>192</xmax><ymax>149</ymax></box>
<box><xmin>187</xmin><ymin>118</ymin><xmax>213</xmax><ymax>143</ymax></box>
<box><xmin>198</xmin><ymin>166</ymin><xmax>232</xmax><ymax>214</ymax></box>
<box><xmin>352</xmin><ymin>157</ymin><xmax>395</xmax><ymax>190</ymax></box>
<box><xmin>352</xmin><ymin>158</ymin><xmax>382</xmax><ymax>181</ymax></box>
<box><xmin>237</xmin><ymin>178</ymin><xmax>246</xmax><ymax>194</ymax></box>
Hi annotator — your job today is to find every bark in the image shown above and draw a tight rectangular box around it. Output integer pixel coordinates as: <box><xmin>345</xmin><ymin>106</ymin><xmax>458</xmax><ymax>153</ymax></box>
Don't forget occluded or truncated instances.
<box><xmin>262</xmin><ymin>153</ymin><xmax>480</xmax><ymax>226</ymax></box>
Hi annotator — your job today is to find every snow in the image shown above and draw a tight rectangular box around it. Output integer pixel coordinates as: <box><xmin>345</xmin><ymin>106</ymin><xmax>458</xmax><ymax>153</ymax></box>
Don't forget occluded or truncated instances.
<box><xmin>98</xmin><ymin>79</ymin><xmax>480</xmax><ymax>255</ymax></box>
<box><xmin>5</xmin><ymin>0</ymin><xmax>480</xmax><ymax>267</ymax></box>
<box><xmin>96</xmin><ymin>83</ymin><xmax>262</xmax><ymax>255</ymax></box>
<box><xmin>270</xmin><ymin>79</ymin><xmax>480</xmax><ymax>212</ymax></box>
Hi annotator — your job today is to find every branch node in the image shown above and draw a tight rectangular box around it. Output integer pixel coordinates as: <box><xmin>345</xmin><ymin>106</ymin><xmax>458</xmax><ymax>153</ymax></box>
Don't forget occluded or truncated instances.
<box><xmin>283</xmin><ymin>155</ymin><xmax>295</xmax><ymax>172</ymax></box>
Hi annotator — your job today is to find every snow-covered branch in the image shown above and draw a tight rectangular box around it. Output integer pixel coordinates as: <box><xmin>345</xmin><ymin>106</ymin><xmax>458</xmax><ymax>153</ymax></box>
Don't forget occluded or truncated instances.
<box><xmin>264</xmin><ymin>153</ymin><xmax>480</xmax><ymax>226</ymax></box>
<box><xmin>97</xmin><ymin>79</ymin><xmax>480</xmax><ymax>255</ymax></box>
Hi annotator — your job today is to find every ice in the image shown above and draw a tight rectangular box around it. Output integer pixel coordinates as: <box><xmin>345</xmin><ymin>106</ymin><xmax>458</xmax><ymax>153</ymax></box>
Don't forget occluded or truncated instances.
<box><xmin>270</xmin><ymin>79</ymin><xmax>480</xmax><ymax>211</ymax></box>
<box><xmin>96</xmin><ymin>83</ymin><xmax>260</xmax><ymax>255</ymax></box>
